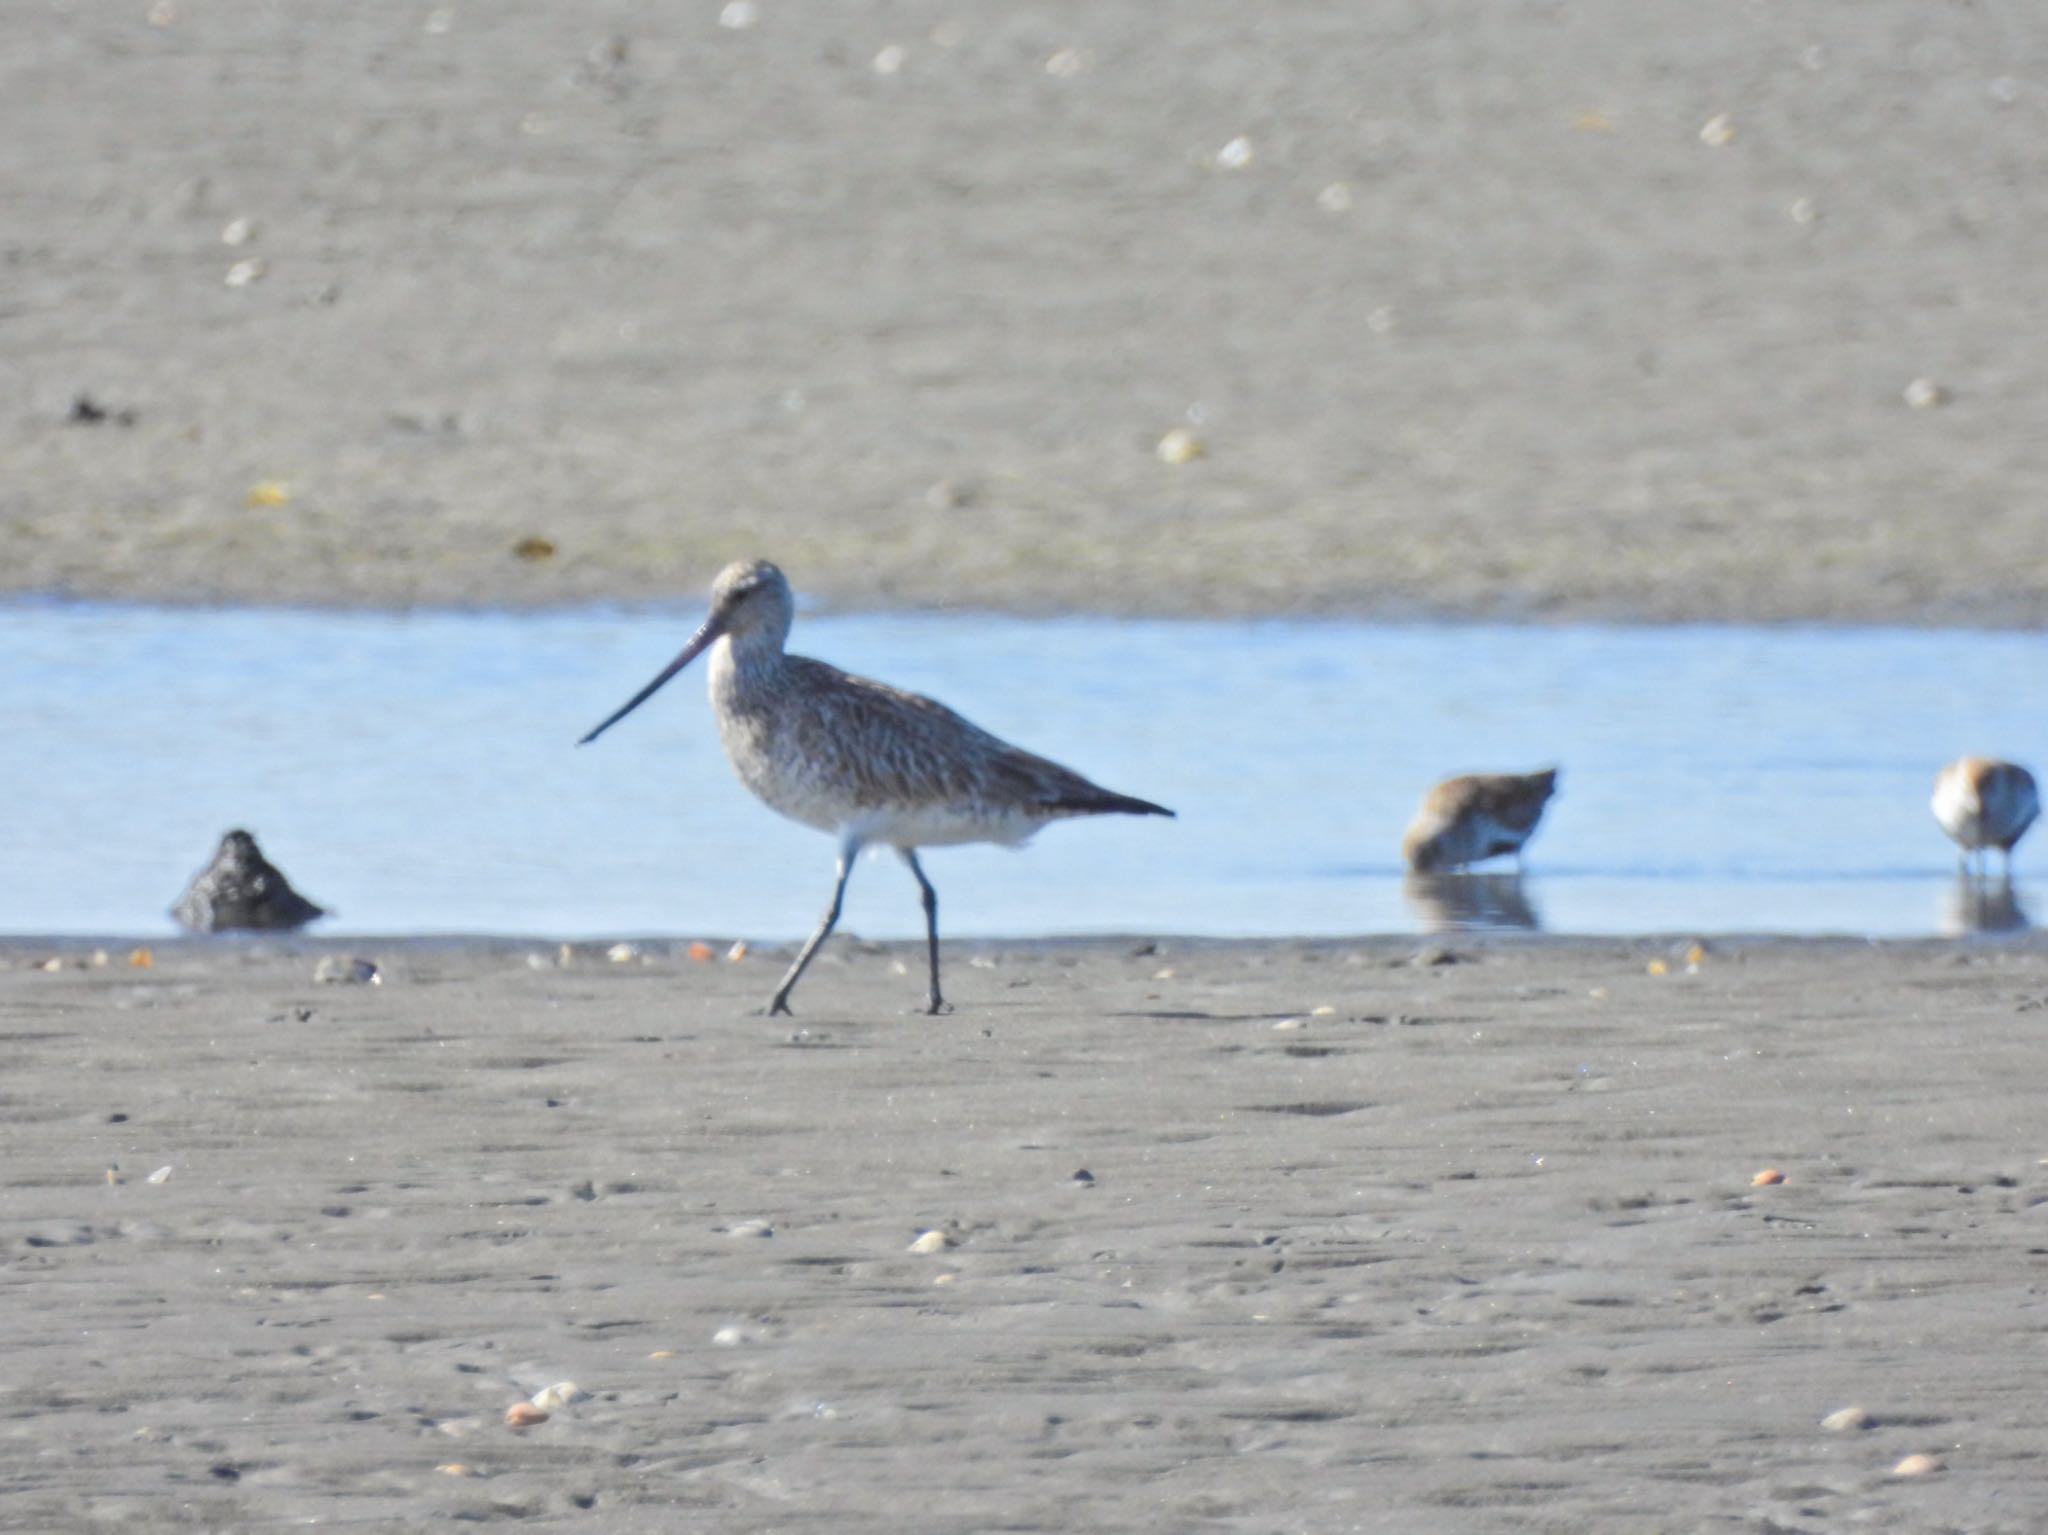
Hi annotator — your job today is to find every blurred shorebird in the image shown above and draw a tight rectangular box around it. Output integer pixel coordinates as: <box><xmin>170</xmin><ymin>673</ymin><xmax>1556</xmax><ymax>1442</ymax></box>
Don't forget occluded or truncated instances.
<box><xmin>1931</xmin><ymin>756</ymin><xmax>2038</xmax><ymax>876</ymax></box>
<box><xmin>171</xmin><ymin>829</ymin><xmax>326</xmax><ymax>933</ymax></box>
<box><xmin>1402</xmin><ymin>769</ymin><xmax>1558</xmax><ymax>873</ymax></box>
<box><xmin>579</xmin><ymin>559</ymin><xmax>1174</xmax><ymax>1016</ymax></box>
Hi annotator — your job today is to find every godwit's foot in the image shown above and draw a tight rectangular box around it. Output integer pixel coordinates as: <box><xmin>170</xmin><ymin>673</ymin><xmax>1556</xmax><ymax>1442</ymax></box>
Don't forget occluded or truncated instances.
<box><xmin>766</xmin><ymin>994</ymin><xmax>796</xmax><ymax>1017</ymax></box>
<box><xmin>916</xmin><ymin>996</ymin><xmax>953</xmax><ymax>1017</ymax></box>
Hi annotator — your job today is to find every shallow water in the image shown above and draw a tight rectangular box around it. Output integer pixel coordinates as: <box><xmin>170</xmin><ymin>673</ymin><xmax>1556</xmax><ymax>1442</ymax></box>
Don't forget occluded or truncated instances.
<box><xmin>5</xmin><ymin>602</ymin><xmax>2041</xmax><ymax>940</ymax></box>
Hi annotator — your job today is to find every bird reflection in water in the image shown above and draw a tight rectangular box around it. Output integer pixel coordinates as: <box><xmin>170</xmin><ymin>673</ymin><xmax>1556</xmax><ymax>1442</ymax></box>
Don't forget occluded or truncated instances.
<box><xmin>1939</xmin><ymin>875</ymin><xmax>2031</xmax><ymax>936</ymax></box>
<box><xmin>1403</xmin><ymin>871</ymin><xmax>1544</xmax><ymax>933</ymax></box>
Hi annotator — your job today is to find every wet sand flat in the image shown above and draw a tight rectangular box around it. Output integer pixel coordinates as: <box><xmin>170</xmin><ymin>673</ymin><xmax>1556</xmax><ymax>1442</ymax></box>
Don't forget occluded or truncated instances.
<box><xmin>6</xmin><ymin>3</ymin><xmax>2048</xmax><ymax>623</ymax></box>
<box><xmin>5</xmin><ymin>934</ymin><xmax>2048</xmax><ymax>1531</ymax></box>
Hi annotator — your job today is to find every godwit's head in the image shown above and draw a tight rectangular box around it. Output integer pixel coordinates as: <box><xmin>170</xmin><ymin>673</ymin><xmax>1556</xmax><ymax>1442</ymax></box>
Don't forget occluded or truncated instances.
<box><xmin>578</xmin><ymin>558</ymin><xmax>794</xmax><ymax>745</ymax></box>
<box><xmin>707</xmin><ymin>559</ymin><xmax>795</xmax><ymax>652</ymax></box>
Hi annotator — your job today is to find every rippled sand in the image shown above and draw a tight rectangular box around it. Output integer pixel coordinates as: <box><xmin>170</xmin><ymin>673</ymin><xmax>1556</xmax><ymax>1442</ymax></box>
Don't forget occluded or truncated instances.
<box><xmin>4</xmin><ymin>934</ymin><xmax>2046</xmax><ymax>1530</ymax></box>
<box><xmin>5</xmin><ymin>4</ymin><xmax>2047</xmax><ymax>623</ymax></box>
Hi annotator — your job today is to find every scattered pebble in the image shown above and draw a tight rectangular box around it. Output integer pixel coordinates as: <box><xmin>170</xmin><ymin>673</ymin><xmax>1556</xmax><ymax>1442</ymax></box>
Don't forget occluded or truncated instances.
<box><xmin>727</xmin><ymin>941</ymin><xmax>749</xmax><ymax>962</ymax></box>
<box><xmin>529</xmin><ymin>1382</ymin><xmax>588</xmax><ymax>1411</ymax></box>
<box><xmin>1821</xmin><ymin>1406</ymin><xmax>1873</xmax><ymax>1432</ymax></box>
<box><xmin>314</xmin><ymin>956</ymin><xmax>381</xmax><ymax>986</ymax></box>
<box><xmin>1271</xmin><ymin>1017</ymin><xmax>1302</xmax><ymax>1031</ymax></box>
<box><xmin>245</xmin><ymin>480</ymin><xmax>290</xmax><ymax>508</ymax></box>
<box><xmin>1790</xmin><ymin>197</ymin><xmax>1818</xmax><ymax>225</ymax></box>
<box><xmin>436</xmin><ymin>1463</ymin><xmax>478</xmax><ymax>1477</ymax></box>
<box><xmin>1315</xmin><ymin>182</ymin><xmax>1353</xmax><ymax>212</ymax></box>
<box><xmin>1214</xmin><ymin>136</ymin><xmax>1254</xmax><ymax>170</ymax></box>
<box><xmin>872</xmin><ymin>43</ymin><xmax>906</xmax><ymax>75</ymax></box>
<box><xmin>1045</xmin><ymin>48</ymin><xmax>1086</xmax><ymax>78</ymax></box>
<box><xmin>513</xmin><ymin>535</ymin><xmax>556</xmax><ymax>561</ymax></box>
<box><xmin>224</xmin><ymin>258</ymin><xmax>267</xmax><ymax>288</ymax></box>
<box><xmin>1155</xmin><ymin>428</ymin><xmax>1204</xmax><ymax>464</ymax></box>
<box><xmin>606</xmin><ymin>942</ymin><xmax>639</xmax><ymax>963</ymax></box>
<box><xmin>147</xmin><ymin>1166</ymin><xmax>173</xmax><ymax>1185</ymax></box>
<box><xmin>105</xmin><ymin>1166</ymin><xmax>122</xmax><ymax>1186</ymax></box>
<box><xmin>129</xmin><ymin>948</ymin><xmax>154</xmax><ymax>969</ymax></box>
<box><xmin>932</xmin><ymin>1272</ymin><xmax>956</xmax><ymax>1285</ymax></box>
<box><xmin>711</xmin><ymin>1325</ymin><xmax>748</xmax><ymax>1347</ymax></box>
<box><xmin>220</xmin><ymin>217</ymin><xmax>257</xmax><ymax>247</ymax></box>
<box><xmin>687</xmin><ymin>941</ymin><xmax>715</xmax><ymax>962</ymax></box>
<box><xmin>147</xmin><ymin>1</ymin><xmax>178</xmax><ymax>25</ymax></box>
<box><xmin>648</xmin><ymin>1350</ymin><xmax>675</xmax><ymax>1360</ymax></box>
<box><xmin>68</xmin><ymin>395</ymin><xmax>138</xmax><ymax>428</ymax></box>
<box><xmin>1699</xmin><ymin>113</ymin><xmax>1737</xmax><ymax>147</ymax></box>
<box><xmin>726</xmin><ymin>1219</ymin><xmax>774</xmax><ymax>1239</ymax></box>
<box><xmin>1892</xmin><ymin>1452</ymin><xmax>1942</xmax><ymax>1477</ymax></box>
<box><xmin>1573</xmin><ymin>109</ymin><xmax>1615</xmax><ymax>134</ymax></box>
<box><xmin>1152</xmin><ymin>967</ymin><xmax>1176</xmax><ymax>981</ymax></box>
<box><xmin>718</xmin><ymin>1</ymin><xmax>757</xmax><ymax>29</ymax></box>
<box><xmin>907</xmin><ymin>1229</ymin><xmax>952</xmax><ymax>1254</ymax></box>
<box><xmin>1752</xmin><ymin>1168</ymin><xmax>1786</xmax><ymax>1186</ymax></box>
<box><xmin>1070</xmin><ymin>1168</ymin><xmax>1095</xmax><ymax>1185</ymax></box>
<box><xmin>1310</xmin><ymin>1005</ymin><xmax>1337</xmax><ymax>1017</ymax></box>
<box><xmin>1903</xmin><ymin>378</ymin><xmax>1947</xmax><ymax>410</ymax></box>
<box><xmin>1647</xmin><ymin>958</ymin><xmax>1669</xmax><ymax>976</ymax></box>
<box><xmin>504</xmin><ymin>1401</ymin><xmax>548</xmax><ymax>1429</ymax></box>
<box><xmin>422</xmin><ymin>7</ymin><xmax>454</xmax><ymax>35</ymax></box>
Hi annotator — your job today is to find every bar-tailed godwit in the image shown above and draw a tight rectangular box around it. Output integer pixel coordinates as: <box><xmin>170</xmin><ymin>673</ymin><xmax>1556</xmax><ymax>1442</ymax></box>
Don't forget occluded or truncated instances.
<box><xmin>1931</xmin><ymin>756</ymin><xmax>2038</xmax><ymax>876</ymax></box>
<box><xmin>580</xmin><ymin>560</ymin><xmax>1174</xmax><ymax>1015</ymax></box>
<box><xmin>1401</xmin><ymin>769</ymin><xmax>1558</xmax><ymax>873</ymax></box>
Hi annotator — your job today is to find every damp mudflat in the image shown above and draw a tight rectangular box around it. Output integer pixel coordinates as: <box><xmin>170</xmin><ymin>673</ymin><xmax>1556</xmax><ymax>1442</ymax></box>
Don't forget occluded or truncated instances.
<box><xmin>6</xmin><ymin>602</ymin><xmax>2041</xmax><ymax>940</ymax></box>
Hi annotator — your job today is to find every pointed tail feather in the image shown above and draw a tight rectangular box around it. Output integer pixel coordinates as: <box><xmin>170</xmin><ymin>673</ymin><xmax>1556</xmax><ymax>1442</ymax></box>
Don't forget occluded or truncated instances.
<box><xmin>1051</xmin><ymin>789</ymin><xmax>1175</xmax><ymax>818</ymax></box>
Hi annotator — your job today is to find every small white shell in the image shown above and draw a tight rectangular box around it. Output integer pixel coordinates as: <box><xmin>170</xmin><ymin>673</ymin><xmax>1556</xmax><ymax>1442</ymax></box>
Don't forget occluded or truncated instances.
<box><xmin>529</xmin><ymin>1382</ymin><xmax>589</xmax><ymax>1411</ymax></box>
<box><xmin>1698</xmin><ymin>114</ymin><xmax>1736</xmax><ymax>147</ymax></box>
<box><xmin>907</xmin><ymin>1229</ymin><xmax>952</xmax><ymax>1254</ymax></box>
<box><xmin>1214</xmin><ymin>136</ymin><xmax>1254</xmax><ymax>170</ymax></box>
<box><xmin>314</xmin><ymin>956</ymin><xmax>381</xmax><ymax>986</ymax></box>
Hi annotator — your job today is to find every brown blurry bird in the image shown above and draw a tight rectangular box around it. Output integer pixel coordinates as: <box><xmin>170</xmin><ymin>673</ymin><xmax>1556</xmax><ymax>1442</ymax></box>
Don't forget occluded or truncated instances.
<box><xmin>1402</xmin><ymin>769</ymin><xmax>1558</xmax><ymax>873</ymax></box>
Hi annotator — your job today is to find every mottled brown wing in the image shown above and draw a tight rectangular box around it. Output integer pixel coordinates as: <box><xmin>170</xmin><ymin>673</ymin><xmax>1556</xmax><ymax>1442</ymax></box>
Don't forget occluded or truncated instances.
<box><xmin>780</xmin><ymin>659</ymin><xmax>1168</xmax><ymax>817</ymax></box>
<box><xmin>1453</xmin><ymin>771</ymin><xmax>1557</xmax><ymax>835</ymax></box>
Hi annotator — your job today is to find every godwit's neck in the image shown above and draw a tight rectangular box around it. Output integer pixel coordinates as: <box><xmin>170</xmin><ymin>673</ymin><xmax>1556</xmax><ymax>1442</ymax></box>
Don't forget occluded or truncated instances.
<box><xmin>707</xmin><ymin>628</ymin><xmax>788</xmax><ymax>700</ymax></box>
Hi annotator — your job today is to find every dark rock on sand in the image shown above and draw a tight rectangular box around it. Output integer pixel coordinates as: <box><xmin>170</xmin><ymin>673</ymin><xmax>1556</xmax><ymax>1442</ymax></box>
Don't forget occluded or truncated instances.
<box><xmin>170</xmin><ymin>829</ymin><xmax>327</xmax><ymax>933</ymax></box>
